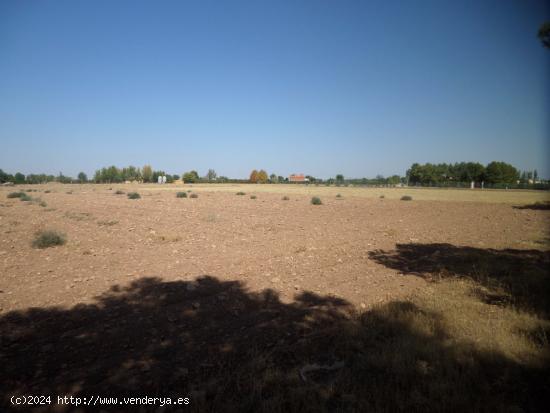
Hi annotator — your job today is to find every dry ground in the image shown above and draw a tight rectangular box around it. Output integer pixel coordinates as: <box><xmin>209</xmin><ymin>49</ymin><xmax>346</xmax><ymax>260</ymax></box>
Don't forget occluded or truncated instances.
<box><xmin>1</xmin><ymin>184</ymin><xmax>549</xmax><ymax>412</ymax></box>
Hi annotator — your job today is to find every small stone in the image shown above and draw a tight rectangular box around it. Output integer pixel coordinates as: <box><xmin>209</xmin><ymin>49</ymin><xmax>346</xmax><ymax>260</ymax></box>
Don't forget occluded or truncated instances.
<box><xmin>270</xmin><ymin>277</ymin><xmax>280</xmax><ymax>283</ymax></box>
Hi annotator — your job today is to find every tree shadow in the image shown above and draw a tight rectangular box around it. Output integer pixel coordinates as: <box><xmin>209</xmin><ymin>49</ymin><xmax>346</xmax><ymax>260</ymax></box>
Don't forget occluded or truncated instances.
<box><xmin>513</xmin><ymin>201</ymin><xmax>550</xmax><ymax>210</ymax></box>
<box><xmin>1</xmin><ymin>275</ymin><xmax>548</xmax><ymax>412</ymax></box>
<box><xmin>369</xmin><ymin>243</ymin><xmax>550</xmax><ymax>317</ymax></box>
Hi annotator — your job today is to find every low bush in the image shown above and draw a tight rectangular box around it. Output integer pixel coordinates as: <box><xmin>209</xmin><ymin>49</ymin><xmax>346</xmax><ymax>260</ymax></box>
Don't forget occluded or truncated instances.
<box><xmin>19</xmin><ymin>193</ymin><xmax>32</xmax><ymax>201</ymax></box>
<box><xmin>32</xmin><ymin>230</ymin><xmax>66</xmax><ymax>249</ymax></box>
<box><xmin>401</xmin><ymin>195</ymin><xmax>413</xmax><ymax>201</ymax></box>
<box><xmin>176</xmin><ymin>192</ymin><xmax>187</xmax><ymax>198</ymax></box>
<box><xmin>282</xmin><ymin>196</ymin><xmax>290</xmax><ymax>201</ymax></box>
<box><xmin>236</xmin><ymin>192</ymin><xmax>246</xmax><ymax>195</ymax></box>
<box><xmin>44</xmin><ymin>190</ymin><xmax>51</xmax><ymax>193</ymax></box>
<box><xmin>311</xmin><ymin>196</ymin><xmax>322</xmax><ymax>205</ymax></box>
<box><xmin>190</xmin><ymin>193</ymin><xmax>198</xmax><ymax>198</ymax></box>
<box><xmin>7</xmin><ymin>192</ymin><xmax>25</xmax><ymax>198</ymax></box>
<box><xmin>115</xmin><ymin>190</ymin><xmax>125</xmax><ymax>195</ymax></box>
<box><xmin>336</xmin><ymin>194</ymin><xmax>342</xmax><ymax>198</ymax></box>
<box><xmin>380</xmin><ymin>195</ymin><xmax>385</xmax><ymax>199</ymax></box>
<box><xmin>127</xmin><ymin>192</ymin><xmax>141</xmax><ymax>199</ymax></box>
<box><xmin>250</xmin><ymin>195</ymin><xmax>257</xmax><ymax>199</ymax></box>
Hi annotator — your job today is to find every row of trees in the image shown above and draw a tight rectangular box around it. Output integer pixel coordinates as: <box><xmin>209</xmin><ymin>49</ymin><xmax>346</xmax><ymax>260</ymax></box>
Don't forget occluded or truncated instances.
<box><xmin>406</xmin><ymin>161</ymin><xmax>528</xmax><ymax>185</ymax></box>
<box><xmin>1</xmin><ymin>162</ymin><xmax>546</xmax><ymax>187</ymax></box>
<box><xmin>92</xmin><ymin>165</ymin><xmax>179</xmax><ymax>184</ymax></box>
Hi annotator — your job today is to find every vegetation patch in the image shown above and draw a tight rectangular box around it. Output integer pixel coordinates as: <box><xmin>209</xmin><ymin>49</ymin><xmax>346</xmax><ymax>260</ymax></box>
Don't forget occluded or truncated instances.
<box><xmin>282</xmin><ymin>196</ymin><xmax>290</xmax><ymax>201</ymax></box>
<box><xmin>250</xmin><ymin>195</ymin><xmax>257</xmax><ymax>199</ymax></box>
<box><xmin>176</xmin><ymin>192</ymin><xmax>187</xmax><ymax>198</ymax></box>
<box><xmin>311</xmin><ymin>196</ymin><xmax>322</xmax><ymax>205</ymax></box>
<box><xmin>32</xmin><ymin>230</ymin><xmax>66</xmax><ymax>249</ymax></box>
<box><xmin>127</xmin><ymin>192</ymin><xmax>141</xmax><ymax>199</ymax></box>
<box><xmin>401</xmin><ymin>195</ymin><xmax>413</xmax><ymax>201</ymax></box>
<box><xmin>115</xmin><ymin>190</ymin><xmax>125</xmax><ymax>195</ymax></box>
<box><xmin>190</xmin><ymin>193</ymin><xmax>199</xmax><ymax>198</ymax></box>
<box><xmin>7</xmin><ymin>192</ymin><xmax>25</xmax><ymax>198</ymax></box>
<box><xmin>336</xmin><ymin>194</ymin><xmax>342</xmax><ymax>199</ymax></box>
<box><xmin>236</xmin><ymin>192</ymin><xmax>246</xmax><ymax>195</ymax></box>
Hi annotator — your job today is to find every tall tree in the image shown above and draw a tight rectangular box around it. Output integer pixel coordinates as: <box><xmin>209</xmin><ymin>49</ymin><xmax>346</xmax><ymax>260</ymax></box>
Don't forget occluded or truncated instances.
<box><xmin>484</xmin><ymin>161</ymin><xmax>519</xmax><ymax>184</ymax></box>
<box><xmin>207</xmin><ymin>169</ymin><xmax>217</xmax><ymax>181</ymax></box>
<box><xmin>249</xmin><ymin>169</ymin><xmax>259</xmax><ymax>183</ymax></box>
<box><xmin>77</xmin><ymin>172</ymin><xmax>88</xmax><ymax>183</ymax></box>
<box><xmin>142</xmin><ymin>165</ymin><xmax>153</xmax><ymax>183</ymax></box>
<box><xmin>257</xmin><ymin>170</ymin><xmax>268</xmax><ymax>183</ymax></box>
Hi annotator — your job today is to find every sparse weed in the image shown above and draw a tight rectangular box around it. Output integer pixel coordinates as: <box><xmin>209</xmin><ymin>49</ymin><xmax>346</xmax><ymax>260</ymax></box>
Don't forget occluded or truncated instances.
<box><xmin>7</xmin><ymin>192</ymin><xmax>25</xmax><ymax>198</ymax></box>
<box><xmin>176</xmin><ymin>192</ymin><xmax>187</xmax><ymax>198</ymax></box>
<box><xmin>32</xmin><ymin>230</ymin><xmax>66</xmax><ymax>249</ymax></box>
<box><xmin>127</xmin><ymin>192</ymin><xmax>141</xmax><ymax>199</ymax></box>
<box><xmin>250</xmin><ymin>195</ymin><xmax>257</xmax><ymax>199</ymax></box>
<box><xmin>115</xmin><ymin>190</ymin><xmax>125</xmax><ymax>195</ymax></box>
<box><xmin>190</xmin><ymin>193</ymin><xmax>198</xmax><ymax>198</ymax></box>
<box><xmin>236</xmin><ymin>192</ymin><xmax>246</xmax><ymax>195</ymax></box>
<box><xmin>282</xmin><ymin>196</ymin><xmax>290</xmax><ymax>201</ymax></box>
<box><xmin>401</xmin><ymin>195</ymin><xmax>413</xmax><ymax>201</ymax></box>
<box><xmin>311</xmin><ymin>196</ymin><xmax>322</xmax><ymax>205</ymax></box>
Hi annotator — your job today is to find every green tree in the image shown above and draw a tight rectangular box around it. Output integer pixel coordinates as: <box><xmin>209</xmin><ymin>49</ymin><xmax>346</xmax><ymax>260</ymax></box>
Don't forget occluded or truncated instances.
<box><xmin>142</xmin><ymin>165</ymin><xmax>153</xmax><ymax>183</ymax></box>
<box><xmin>270</xmin><ymin>174</ymin><xmax>278</xmax><ymax>183</ymax></box>
<box><xmin>14</xmin><ymin>172</ymin><xmax>26</xmax><ymax>184</ymax></box>
<box><xmin>182</xmin><ymin>170</ymin><xmax>199</xmax><ymax>183</ymax></box>
<box><xmin>484</xmin><ymin>161</ymin><xmax>519</xmax><ymax>184</ymax></box>
<box><xmin>336</xmin><ymin>174</ymin><xmax>344</xmax><ymax>183</ymax></box>
<box><xmin>77</xmin><ymin>172</ymin><xmax>88</xmax><ymax>183</ymax></box>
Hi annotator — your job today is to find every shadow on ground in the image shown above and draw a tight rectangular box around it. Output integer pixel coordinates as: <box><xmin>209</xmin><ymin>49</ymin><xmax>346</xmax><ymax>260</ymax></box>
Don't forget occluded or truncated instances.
<box><xmin>513</xmin><ymin>201</ymin><xmax>550</xmax><ymax>210</ymax></box>
<box><xmin>369</xmin><ymin>243</ymin><xmax>550</xmax><ymax>317</ymax></box>
<box><xmin>1</xmin><ymin>275</ymin><xmax>548</xmax><ymax>412</ymax></box>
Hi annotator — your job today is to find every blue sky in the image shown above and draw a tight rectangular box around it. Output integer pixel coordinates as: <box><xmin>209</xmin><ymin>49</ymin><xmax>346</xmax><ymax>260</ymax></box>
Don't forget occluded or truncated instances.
<box><xmin>1</xmin><ymin>0</ymin><xmax>549</xmax><ymax>179</ymax></box>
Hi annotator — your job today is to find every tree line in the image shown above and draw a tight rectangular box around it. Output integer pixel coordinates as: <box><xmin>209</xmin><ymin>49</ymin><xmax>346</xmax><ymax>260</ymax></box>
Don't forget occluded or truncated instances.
<box><xmin>405</xmin><ymin>161</ymin><xmax>540</xmax><ymax>186</ymax></box>
<box><xmin>0</xmin><ymin>160</ymin><xmax>546</xmax><ymax>188</ymax></box>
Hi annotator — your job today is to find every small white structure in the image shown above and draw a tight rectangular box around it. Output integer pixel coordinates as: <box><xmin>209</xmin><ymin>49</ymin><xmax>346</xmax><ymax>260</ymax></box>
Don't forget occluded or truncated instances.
<box><xmin>158</xmin><ymin>175</ymin><xmax>162</xmax><ymax>184</ymax></box>
<box><xmin>162</xmin><ymin>175</ymin><xmax>167</xmax><ymax>184</ymax></box>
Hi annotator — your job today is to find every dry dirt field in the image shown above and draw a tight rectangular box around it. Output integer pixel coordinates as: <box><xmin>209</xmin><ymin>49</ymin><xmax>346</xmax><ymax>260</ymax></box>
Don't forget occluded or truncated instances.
<box><xmin>1</xmin><ymin>184</ymin><xmax>549</xmax><ymax>412</ymax></box>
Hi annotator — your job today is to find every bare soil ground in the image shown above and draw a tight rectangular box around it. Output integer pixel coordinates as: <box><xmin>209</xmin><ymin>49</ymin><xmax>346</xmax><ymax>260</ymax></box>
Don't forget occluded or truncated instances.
<box><xmin>1</xmin><ymin>184</ymin><xmax>549</xmax><ymax>412</ymax></box>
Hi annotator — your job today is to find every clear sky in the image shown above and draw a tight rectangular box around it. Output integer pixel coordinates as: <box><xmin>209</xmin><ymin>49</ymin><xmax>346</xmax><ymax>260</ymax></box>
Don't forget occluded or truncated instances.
<box><xmin>1</xmin><ymin>0</ymin><xmax>549</xmax><ymax>179</ymax></box>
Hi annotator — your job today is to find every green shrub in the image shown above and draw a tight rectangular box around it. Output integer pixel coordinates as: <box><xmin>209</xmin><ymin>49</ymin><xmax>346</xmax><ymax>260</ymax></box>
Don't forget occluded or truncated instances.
<box><xmin>19</xmin><ymin>193</ymin><xmax>32</xmax><ymax>201</ymax></box>
<box><xmin>44</xmin><ymin>190</ymin><xmax>51</xmax><ymax>193</ymax></box>
<box><xmin>401</xmin><ymin>195</ymin><xmax>413</xmax><ymax>201</ymax></box>
<box><xmin>190</xmin><ymin>193</ymin><xmax>198</xmax><ymax>198</ymax></box>
<box><xmin>176</xmin><ymin>192</ymin><xmax>187</xmax><ymax>198</ymax></box>
<box><xmin>39</xmin><ymin>200</ymin><xmax>47</xmax><ymax>207</ymax></box>
<box><xmin>311</xmin><ymin>196</ymin><xmax>322</xmax><ymax>205</ymax></box>
<box><xmin>115</xmin><ymin>190</ymin><xmax>125</xmax><ymax>195</ymax></box>
<box><xmin>236</xmin><ymin>192</ymin><xmax>246</xmax><ymax>195</ymax></box>
<box><xmin>7</xmin><ymin>192</ymin><xmax>25</xmax><ymax>198</ymax></box>
<box><xmin>250</xmin><ymin>195</ymin><xmax>257</xmax><ymax>199</ymax></box>
<box><xmin>380</xmin><ymin>195</ymin><xmax>385</xmax><ymax>199</ymax></box>
<box><xmin>282</xmin><ymin>196</ymin><xmax>290</xmax><ymax>201</ymax></box>
<box><xmin>127</xmin><ymin>192</ymin><xmax>141</xmax><ymax>199</ymax></box>
<box><xmin>32</xmin><ymin>230</ymin><xmax>66</xmax><ymax>249</ymax></box>
<box><xmin>187</xmin><ymin>190</ymin><xmax>192</xmax><ymax>193</ymax></box>
<box><xmin>336</xmin><ymin>194</ymin><xmax>342</xmax><ymax>198</ymax></box>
